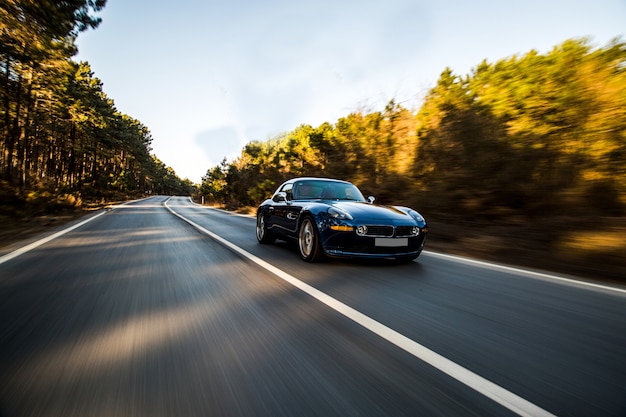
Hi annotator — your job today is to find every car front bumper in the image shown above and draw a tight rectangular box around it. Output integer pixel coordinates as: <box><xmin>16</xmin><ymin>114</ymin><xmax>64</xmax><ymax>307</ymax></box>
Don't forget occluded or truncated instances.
<box><xmin>321</xmin><ymin>233</ymin><xmax>427</xmax><ymax>260</ymax></box>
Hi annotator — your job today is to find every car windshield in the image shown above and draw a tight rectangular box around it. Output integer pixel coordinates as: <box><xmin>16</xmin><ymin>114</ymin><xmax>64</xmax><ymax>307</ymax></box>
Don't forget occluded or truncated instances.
<box><xmin>292</xmin><ymin>180</ymin><xmax>365</xmax><ymax>201</ymax></box>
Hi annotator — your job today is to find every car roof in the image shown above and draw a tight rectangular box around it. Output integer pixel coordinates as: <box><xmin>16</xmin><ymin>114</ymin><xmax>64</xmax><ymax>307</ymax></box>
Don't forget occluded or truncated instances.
<box><xmin>288</xmin><ymin>177</ymin><xmax>351</xmax><ymax>184</ymax></box>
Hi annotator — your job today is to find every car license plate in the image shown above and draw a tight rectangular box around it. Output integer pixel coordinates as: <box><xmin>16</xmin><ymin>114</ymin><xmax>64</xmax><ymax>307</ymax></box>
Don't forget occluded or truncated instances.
<box><xmin>375</xmin><ymin>238</ymin><xmax>408</xmax><ymax>247</ymax></box>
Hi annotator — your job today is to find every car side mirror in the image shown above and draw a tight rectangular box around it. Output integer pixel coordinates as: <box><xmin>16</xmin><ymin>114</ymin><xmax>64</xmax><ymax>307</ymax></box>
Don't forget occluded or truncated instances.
<box><xmin>273</xmin><ymin>192</ymin><xmax>287</xmax><ymax>203</ymax></box>
<box><xmin>367</xmin><ymin>196</ymin><xmax>375</xmax><ymax>204</ymax></box>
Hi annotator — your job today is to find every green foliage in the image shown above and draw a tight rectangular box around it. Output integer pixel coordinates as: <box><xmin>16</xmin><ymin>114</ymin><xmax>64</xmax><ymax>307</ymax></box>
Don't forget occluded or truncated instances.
<box><xmin>200</xmin><ymin>38</ymin><xmax>626</xmax><ymax>219</ymax></box>
<box><xmin>0</xmin><ymin>0</ymin><xmax>190</xmax><ymax>206</ymax></box>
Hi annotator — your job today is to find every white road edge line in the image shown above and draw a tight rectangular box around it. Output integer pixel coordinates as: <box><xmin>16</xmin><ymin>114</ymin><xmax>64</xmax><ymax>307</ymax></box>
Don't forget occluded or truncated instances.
<box><xmin>423</xmin><ymin>251</ymin><xmax>626</xmax><ymax>295</ymax></box>
<box><xmin>0</xmin><ymin>211</ymin><xmax>106</xmax><ymax>265</ymax></box>
<box><xmin>0</xmin><ymin>197</ymin><xmax>150</xmax><ymax>266</ymax></box>
<box><xmin>164</xmin><ymin>197</ymin><xmax>557</xmax><ymax>417</ymax></box>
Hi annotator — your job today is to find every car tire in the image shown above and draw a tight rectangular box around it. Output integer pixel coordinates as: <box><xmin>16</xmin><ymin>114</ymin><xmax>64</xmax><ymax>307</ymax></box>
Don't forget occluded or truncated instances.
<box><xmin>256</xmin><ymin>212</ymin><xmax>275</xmax><ymax>244</ymax></box>
<box><xmin>298</xmin><ymin>216</ymin><xmax>324</xmax><ymax>262</ymax></box>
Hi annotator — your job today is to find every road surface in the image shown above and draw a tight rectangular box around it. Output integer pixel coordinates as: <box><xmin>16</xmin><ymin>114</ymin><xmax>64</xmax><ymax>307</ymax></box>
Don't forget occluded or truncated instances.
<box><xmin>1</xmin><ymin>196</ymin><xmax>625</xmax><ymax>417</ymax></box>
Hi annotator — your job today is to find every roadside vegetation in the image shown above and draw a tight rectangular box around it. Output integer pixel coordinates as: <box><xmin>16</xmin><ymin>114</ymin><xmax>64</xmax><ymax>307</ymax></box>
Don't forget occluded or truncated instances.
<box><xmin>0</xmin><ymin>0</ymin><xmax>192</xmax><ymax>223</ymax></box>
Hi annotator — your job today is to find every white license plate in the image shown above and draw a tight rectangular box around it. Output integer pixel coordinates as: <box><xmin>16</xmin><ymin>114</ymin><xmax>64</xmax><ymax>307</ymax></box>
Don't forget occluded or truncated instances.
<box><xmin>375</xmin><ymin>238</ymin><xmax>408</xmax><ymax>247</ymax></box>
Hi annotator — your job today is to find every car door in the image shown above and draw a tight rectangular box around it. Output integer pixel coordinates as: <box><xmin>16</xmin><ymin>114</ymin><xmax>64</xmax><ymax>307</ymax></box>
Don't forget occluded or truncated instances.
<box><xmin>270</xmin><ymin>182</ymin><xmax>302</xmax><ymax>237</ymax></box>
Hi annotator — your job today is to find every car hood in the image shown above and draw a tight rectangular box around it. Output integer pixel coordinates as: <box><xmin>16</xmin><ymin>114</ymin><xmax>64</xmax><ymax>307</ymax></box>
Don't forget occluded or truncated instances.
<box><xmin>331</xmin><ymin>201</ymin><xmax>411</xmax><ymax>221</ymax></box>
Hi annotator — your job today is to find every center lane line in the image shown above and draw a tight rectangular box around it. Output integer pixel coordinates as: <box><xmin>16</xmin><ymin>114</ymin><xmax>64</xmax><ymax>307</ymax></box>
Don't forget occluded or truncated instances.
<box><xmin>165</xmin><ymin>198</ymin><xmax>556</xmax><ymax>417</ymax></box>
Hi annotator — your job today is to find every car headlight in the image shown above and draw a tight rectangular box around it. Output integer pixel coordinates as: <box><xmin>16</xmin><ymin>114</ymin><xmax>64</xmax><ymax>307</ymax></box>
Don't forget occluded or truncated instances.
<box><xmin>408</xmin><ymin>209</ymin><xmax>425</xmax><ymax>223</ymax></box>
<box><xmin>328</xmin><ymin>206</ymin><xmax>353</xmax><ymax>220</ymax></box>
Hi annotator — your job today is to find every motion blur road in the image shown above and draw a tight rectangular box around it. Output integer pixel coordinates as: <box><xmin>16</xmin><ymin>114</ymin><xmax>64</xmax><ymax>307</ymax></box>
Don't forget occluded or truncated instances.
<box><xmin>1</xmin><ymin>196</ymin><xmax>625</xmax><ymax>417</ymax></box>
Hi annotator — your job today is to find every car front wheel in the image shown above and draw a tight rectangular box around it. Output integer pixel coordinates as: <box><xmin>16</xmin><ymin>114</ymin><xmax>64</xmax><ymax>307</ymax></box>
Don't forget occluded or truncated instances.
<box><xmin>298</xmin><ymin>217</ymin><xmax>324</xmax><ymax>262</ymax></box>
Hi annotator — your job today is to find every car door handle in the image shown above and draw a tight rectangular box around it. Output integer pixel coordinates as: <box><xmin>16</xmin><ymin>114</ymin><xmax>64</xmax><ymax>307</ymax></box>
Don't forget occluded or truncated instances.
<box><xmin>287</xmin><ymin>213</ymin><xmax>298</xmax><ymax>220</ymax></box>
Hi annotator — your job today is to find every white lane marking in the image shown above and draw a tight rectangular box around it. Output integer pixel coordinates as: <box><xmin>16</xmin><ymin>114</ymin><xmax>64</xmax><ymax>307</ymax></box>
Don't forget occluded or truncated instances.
<box><xmin>164</xmin><ymin>197</ymin><xmax>557</xmax><ymax>417</ymax></box>
<box><xmin>423</xmin><ymin>251</ymin><xmax>626</xmax><ymax>296</ymax></box>
<box><xmin>0</xmin><ymin>198</ymin><xmax>157</xmax><ymax>266</ymax></box>
<box><xmin>0</xmin><ymin>211</ymin><xmax>106</xmax><ymax>266</ymax></box>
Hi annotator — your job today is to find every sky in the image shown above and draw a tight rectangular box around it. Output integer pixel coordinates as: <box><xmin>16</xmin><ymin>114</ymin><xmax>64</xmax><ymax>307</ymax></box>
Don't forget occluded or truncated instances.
<box><xmin>75</xmin><ymin>0</ymin><xmax>626</xmax><ymax>183</ymax></box>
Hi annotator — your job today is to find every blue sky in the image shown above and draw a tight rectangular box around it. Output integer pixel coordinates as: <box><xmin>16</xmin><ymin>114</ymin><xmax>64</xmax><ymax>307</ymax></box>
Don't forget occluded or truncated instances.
<box><xmin>75</xmin><ymin>0</ymin><xmax>626</xmax><ymax>182</ymax></box>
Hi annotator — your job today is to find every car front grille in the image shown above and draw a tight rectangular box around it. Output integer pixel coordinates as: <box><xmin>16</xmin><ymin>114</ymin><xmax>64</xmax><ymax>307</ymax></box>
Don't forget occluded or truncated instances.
<box><xmin>395</xmin><ymin>226</ymin><xmax>417</xmax><ymax>237</ymax></box>
<box><xmin>361</xmin><ymin>225</ymin><xmax>394</xmax><ymax>237</ymax></box>
<box><xmin>355</xmin><ymin>225</ymin><xmax>419</xmax><ymax>237</ymax></box>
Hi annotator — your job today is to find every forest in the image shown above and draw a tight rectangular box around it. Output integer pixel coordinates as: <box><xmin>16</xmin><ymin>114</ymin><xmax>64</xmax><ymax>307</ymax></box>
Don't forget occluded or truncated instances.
<box><xmin>1</xmin><ymin>0</ymin><xmax>192</xmax><ymax>217</ymax></box>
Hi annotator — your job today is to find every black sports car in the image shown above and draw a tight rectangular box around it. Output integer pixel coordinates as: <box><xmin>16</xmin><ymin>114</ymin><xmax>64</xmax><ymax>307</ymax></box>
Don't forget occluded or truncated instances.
<box><xmin>256</xmin><ymin>177</ymin><xmax>428</xmax><ymax>262</ymax></box>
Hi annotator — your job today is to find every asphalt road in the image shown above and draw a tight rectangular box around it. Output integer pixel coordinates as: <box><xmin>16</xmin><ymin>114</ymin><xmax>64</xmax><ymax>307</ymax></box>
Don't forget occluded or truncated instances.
<box><xmin>0</xmin><ymin>196</ymin><xmax>624</xmax><ymax>417</ymax></box>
